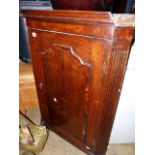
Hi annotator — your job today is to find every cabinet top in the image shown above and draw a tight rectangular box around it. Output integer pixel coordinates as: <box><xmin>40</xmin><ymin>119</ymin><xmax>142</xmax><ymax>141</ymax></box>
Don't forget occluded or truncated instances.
<box><xmin>21</xmin><ymin>10</ymin><xmax>134</xmax><ymax>40</ymax></box>
<box><xmin>21</xmin><ymin>10</ymin><xmax>134</xmax><ymax>27</ymax></box>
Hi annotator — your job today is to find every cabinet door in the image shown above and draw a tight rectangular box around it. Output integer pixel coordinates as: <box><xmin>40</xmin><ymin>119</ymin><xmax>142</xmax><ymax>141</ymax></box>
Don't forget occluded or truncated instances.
<box><xmin>30</xmin><ymin>29</ymin><xmax>110</xmax><ymax>145</ymax></box>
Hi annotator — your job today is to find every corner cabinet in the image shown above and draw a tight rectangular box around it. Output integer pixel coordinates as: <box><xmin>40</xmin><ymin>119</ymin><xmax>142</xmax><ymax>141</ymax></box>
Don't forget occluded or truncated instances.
<box><xmin>21</xmin><ymin>10</ymin><xmax>134</xmax><ymax>155</ymax></box>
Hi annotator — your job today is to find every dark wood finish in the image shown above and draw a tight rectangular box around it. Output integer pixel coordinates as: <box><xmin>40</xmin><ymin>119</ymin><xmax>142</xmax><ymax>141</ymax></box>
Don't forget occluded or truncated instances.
<box><xmin>21</xmin><ymin>10</ymin><xmax>134</xmax><ymax>155</ymax></box>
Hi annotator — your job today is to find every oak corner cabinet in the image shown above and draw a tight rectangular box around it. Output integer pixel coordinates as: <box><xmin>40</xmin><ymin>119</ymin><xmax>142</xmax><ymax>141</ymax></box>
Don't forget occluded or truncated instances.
<box><xmin>21</xmin><ymin>10</ymin><xmax>135</xmax><ymax>155</ymax></box>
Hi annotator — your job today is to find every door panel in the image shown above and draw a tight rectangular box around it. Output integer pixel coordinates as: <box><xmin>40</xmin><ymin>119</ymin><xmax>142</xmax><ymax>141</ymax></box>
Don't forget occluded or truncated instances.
<box><xmin>38</xmin><ymin>31</ymin><xmax>93</xmax><ymax>142</ymax></box>
<box><xmin>32</xmin><ymin>30</ymin><xmax>108</xmax><ymax>145</ymax></box>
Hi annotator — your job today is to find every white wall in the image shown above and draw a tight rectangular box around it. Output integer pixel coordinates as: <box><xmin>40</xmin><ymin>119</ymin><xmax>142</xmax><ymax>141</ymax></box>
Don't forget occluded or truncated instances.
<box><xmin>109</xmin><ymin>44</ymin><xmax>135</xmax><ymax>143</ymax></box>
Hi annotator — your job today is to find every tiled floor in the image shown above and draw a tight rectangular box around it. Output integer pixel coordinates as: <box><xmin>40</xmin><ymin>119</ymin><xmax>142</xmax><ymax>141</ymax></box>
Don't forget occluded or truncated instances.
<box><xmin>19</xmin><ymin>108</ymin><xmax>135</xmax><ymax>155</ymax></box>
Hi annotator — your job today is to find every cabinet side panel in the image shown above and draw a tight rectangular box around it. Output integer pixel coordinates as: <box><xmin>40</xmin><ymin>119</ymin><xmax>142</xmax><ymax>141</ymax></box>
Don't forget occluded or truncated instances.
<box><xmin>94</xmin><ymin>39</ymin><xmax>133</xmax><ymax>154</ymax></box>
